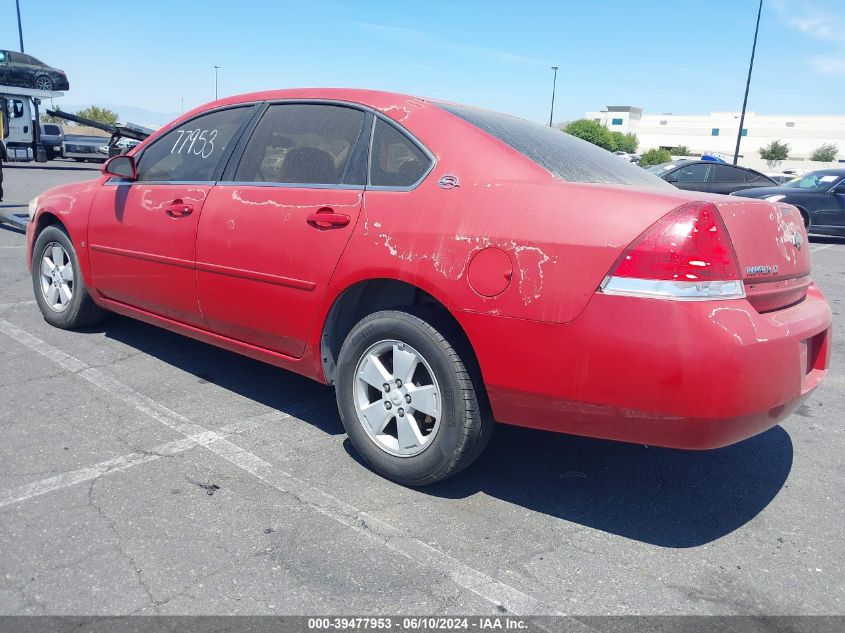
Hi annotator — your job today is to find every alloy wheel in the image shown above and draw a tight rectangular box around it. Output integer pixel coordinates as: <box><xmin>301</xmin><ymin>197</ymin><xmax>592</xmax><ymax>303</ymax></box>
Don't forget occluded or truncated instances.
<box><xmin>353</xmin><ymin>339</ymin><xmax>442</xmax><ymax>457</ymax></box>
<box><xmin>39</xmin><ymin>242</ymin><xmax>74</xmax><ymax>312</ymax></box>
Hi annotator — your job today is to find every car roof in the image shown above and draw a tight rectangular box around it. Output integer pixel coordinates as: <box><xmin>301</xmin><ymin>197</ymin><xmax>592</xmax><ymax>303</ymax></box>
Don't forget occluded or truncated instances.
<box><xmin>188</xmin><ymin>88</ymin><xmax>422</xmax><ymax>116</ymax></box>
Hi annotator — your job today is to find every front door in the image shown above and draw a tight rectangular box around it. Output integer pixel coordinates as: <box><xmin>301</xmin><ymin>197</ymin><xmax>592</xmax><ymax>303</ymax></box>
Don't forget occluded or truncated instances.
<box><xmin>196</xmin><ymin>103</ymin><xmax>370</xmax><ymax>357</ymax></box>
<box><xmin>88</xmin><ymin>105</ymin><xmax>254</xmax><ymax>325</ymax></box>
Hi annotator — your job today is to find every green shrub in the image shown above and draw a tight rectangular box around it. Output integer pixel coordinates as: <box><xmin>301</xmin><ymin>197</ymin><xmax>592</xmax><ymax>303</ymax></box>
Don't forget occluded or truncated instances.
<box><xmin>639</xmin><ymin>148</ymin><xmax>672</xmax><ymax>167</ymax></box>
<box><xmin>809</xmin><ymin>143</ymin><xmax>838</xmax><ymax>162</ymax></box>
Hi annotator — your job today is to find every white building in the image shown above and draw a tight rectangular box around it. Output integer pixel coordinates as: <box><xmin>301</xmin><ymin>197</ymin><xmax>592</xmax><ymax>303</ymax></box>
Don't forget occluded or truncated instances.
<box><xmin>584</xmin><ymin>106</ymin><xmax>845</xmax><ymax>161</ymax></box>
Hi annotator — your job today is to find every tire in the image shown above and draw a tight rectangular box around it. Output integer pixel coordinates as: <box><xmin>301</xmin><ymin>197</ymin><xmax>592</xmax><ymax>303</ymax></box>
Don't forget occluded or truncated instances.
<box><xmin>335</xmin><ymin>309</ymin><xmax>492</xmax><ymax>486</ymax></box>
<box><xmin>797</xmin><ymin>208</ymin><xmax>810</xmax><ymax>230</ymax></box>
<box><xmin>32</xmin><ymin>225</ymin><xmax>105</xmax><ymax>329</ymax></box>
<box><xmin>34</xmin><ymin>75</ymin><xmax>53</xmax><ymax>91</ymax></box>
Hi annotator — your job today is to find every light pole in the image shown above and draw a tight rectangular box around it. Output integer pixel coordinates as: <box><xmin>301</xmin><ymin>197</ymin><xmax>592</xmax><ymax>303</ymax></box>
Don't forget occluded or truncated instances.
<box><xmin>15</xmin><ymin>0</ymin><xmax>25</xmax><ymax>52</ymax></box>
<box><xmin>548</xmin><ymin>66</ymin><xmax>559</xmax><ymax>127</ymax></box>
<box><xmin>214</xmin><ymin>65</ymin><xmax>221</xmax><ymax>100</ymax></box>
<box><xmin>733</xmin><ymin>0</ymin><xmax>763</xmax><ymax>165</ymax></box>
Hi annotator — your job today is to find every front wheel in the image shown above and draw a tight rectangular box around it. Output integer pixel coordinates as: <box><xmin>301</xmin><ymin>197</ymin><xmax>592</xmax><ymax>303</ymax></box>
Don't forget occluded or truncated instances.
<box><xmin>34</xmin><ymin>75</ymin><xmax>54</xmax><ymax>91</ymax></box>
<box><xmin>336</xmin><ymin>310</ymin><xmax>492</xmax><ymax>486</ymax></box>
<box><xmin>32</xmin><ymin>225</ymin><xmax>105</xmax><ymax>329</ymax></box>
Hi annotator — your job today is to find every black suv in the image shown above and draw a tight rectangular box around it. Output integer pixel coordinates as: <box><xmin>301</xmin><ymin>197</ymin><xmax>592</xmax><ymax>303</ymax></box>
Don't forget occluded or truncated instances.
<box><xmin>0</xmin><ymin>50</ymin><xmax>69</xmax><ymax>91</ymax></box>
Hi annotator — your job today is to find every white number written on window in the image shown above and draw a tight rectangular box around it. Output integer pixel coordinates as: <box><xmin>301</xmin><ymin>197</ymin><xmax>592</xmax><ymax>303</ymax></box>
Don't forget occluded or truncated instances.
<box><xmin>170</xmin><ymin>128</ymin><xmax>219</xmax><ymax>159</ymax></box>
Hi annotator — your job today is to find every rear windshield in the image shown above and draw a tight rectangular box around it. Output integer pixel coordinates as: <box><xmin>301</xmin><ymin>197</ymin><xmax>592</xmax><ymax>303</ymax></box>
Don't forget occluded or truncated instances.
<box><xmin>437</xmin><ymin>103</ymin><xmax>670</xmax><ymax>189</ymax></box>
<box><xmin>42</xmin><ymin>124</ymin><xmax>61</xmax><ymax>135</ymax></box>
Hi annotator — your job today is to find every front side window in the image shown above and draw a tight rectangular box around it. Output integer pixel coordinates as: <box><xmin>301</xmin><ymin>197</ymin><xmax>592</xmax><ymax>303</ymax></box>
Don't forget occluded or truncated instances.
<box><xmin>136</xmin><ymin>106</ymin><xmax>250</xmax><ymax>182</ymax></box>
<box><xmin>672</xmin><ymin>164</ymin><xmax>711</xmax><ymax>183</ymax></box>
<box><xmin>369</xmin><ymin>118</ymin><xmax>431</xmax><ymax>187</ymax></box>
<box><xmin>234</xmin><ymin>104</ymin><xmax>366</xmax><ymax>185</ymax></box>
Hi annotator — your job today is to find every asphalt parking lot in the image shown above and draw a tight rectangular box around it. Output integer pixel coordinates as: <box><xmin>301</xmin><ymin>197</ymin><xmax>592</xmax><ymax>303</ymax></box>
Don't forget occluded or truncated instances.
<box><xmin>0</xmin><ymin>163</ymin><xmax>843</xmax><ymax>616</ymax></box>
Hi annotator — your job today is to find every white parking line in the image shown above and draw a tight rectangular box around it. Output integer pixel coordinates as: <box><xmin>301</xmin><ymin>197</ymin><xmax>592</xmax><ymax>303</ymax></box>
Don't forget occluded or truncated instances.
<box><xmin>0</xmin><ymin>245</ymin><xmax>26</xmax><ymax>249</ymax></box>
<box><xmin>0</xmin><ymin>413</ymin><xmax>287</xmax><ymax>509</ymax></box>
<box><xmin>810</xmin><ymin>244</ymin><xmax>835</xmax><ymax>253</ymax></box>
<box><xmin>0</xmin><ymin>317</ymin><xmax>563</xmax><ymax>617</ymax></box>
<box><xmin>0</xmin><ymin>300</ymin><xmax>36</xmax><ymax>309</ymax></box>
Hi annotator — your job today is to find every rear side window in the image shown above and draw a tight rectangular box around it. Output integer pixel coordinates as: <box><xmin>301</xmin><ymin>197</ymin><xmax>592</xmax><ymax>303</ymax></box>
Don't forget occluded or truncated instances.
<box><xmin>369</xmin><ymin>119</ymin><xmax>431</xmax><ymax>187</ymax></box>
<box><xmin>234</xmin><ymin>104</ymin><xmax>367</xmax><ymax>186</ymax></box>
<box><xmin>136</xmin><ymin>106</ymin><xmax>250</xmax><ymax>182</ymax></box>
<box><xmin>438</xmin><ymin>103</ymin><xmax>670</xmax><ymax>189</ymax></box>
<box><xmin>713</xmin><ymin>165</ymin><xmax>747</xmax><ymax>182</ymax></box>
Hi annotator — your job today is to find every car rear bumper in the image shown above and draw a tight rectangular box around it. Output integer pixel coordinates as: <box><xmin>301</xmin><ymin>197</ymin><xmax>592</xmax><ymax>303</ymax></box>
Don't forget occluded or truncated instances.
<box><xmin>458</xmin><ymin>283</ymin><xmax>832</xmax><ymax>449</ymax></box>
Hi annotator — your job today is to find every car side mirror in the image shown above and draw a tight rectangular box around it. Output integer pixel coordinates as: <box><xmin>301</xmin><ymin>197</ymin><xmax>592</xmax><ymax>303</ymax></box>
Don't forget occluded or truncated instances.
<box><xmin>103</xmin><ymin>155</ymin><xmax>136</xmax><ymax>180</ymax></box>
<box><xmin>664</xmin><ymin>173</ymin><xmax>678</xmax><ymax>183</ymax></box>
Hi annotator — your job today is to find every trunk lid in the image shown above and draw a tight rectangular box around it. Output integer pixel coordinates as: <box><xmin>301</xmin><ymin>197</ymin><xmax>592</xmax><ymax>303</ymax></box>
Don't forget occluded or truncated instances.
<box><xmin>713</xmin><ymin>198</ymin><xmax>811</xmax><ymax>312</ymax></box>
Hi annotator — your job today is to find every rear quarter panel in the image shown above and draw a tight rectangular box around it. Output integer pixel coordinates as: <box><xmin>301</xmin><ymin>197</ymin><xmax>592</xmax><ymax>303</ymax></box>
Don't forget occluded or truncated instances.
<box><xmin>331</xmin><ymin>100</ymin><xmax>701</xmax><ymax>324</ymax></box>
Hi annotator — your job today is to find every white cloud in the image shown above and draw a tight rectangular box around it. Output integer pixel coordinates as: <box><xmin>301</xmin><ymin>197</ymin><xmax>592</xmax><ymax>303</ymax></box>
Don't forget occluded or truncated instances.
<box><xmin>809</xmin><ymin>56</ymin><xmax>845</xmax><ymax>74</ymax></box>
<box><xmin>788</xmin><ymin>16</ymin><xmax>835</xmax><ymax>40</ymax></box>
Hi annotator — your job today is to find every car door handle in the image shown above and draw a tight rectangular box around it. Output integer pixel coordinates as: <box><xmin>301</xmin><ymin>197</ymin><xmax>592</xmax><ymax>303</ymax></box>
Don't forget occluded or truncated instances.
<box><xmin>165</xmin><ymin>200</ymin><xmax>194</xmax><ymax>217</ymax></box>
<box><xmin>306</xmin><ymin>209</ymin><xmax>350</xmax><ymax>229</ymax></box>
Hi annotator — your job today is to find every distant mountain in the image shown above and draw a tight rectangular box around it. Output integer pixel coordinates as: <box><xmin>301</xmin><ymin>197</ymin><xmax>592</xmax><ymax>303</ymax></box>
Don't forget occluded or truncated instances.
<box><xmin>45</xmin><ymin>102</ymin><xmax>181</xmax><ymax>129</ymax></box>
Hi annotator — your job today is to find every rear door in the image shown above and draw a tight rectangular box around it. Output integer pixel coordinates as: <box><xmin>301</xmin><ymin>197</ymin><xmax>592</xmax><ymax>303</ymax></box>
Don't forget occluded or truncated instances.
<box><xmin>88</xmin><ymin>105</ymin><xmax>255</xmax><ymax>326</ymax></box>
<box><xmin>195</xmin><ymin>102</ymin><xmax>369</xmax><ymax>357</ymax></box>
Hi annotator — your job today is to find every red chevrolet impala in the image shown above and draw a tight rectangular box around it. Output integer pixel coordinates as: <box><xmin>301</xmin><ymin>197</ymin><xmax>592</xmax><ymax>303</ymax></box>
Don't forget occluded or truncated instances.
<box><xmin>26</xmin><ymin>89</ymin><xmax>832</xmax><ymax>485</ymax></box>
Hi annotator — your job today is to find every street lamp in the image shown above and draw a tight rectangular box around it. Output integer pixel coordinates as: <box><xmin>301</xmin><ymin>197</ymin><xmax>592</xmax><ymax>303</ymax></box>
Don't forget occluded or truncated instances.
<box><xmin>214</xmin><ymin>65</ymin><xmax>221</xmax><ymax>100</ymax></box>
<box><xmin>548</xmin><ymin>66</ymin><xmax>559</xmax><ymax>127</ymax></box>
<box><xmin>15</xmin><ymin>0</ymin><xmax>25</xmax><ymax>52</ymax></box>
<box><xmin>733</xmin><ymin>0</ymin><xmax>763</xmax><ymax>165</ymax></box>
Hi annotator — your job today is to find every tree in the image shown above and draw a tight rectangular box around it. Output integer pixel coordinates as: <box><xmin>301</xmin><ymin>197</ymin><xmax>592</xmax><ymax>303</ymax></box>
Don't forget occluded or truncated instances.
<box><xmin>74</xmin><ymin>106</ymin><xmax>119</xmax><ymax>125</ymax></box>
<box><xmin>670</xmin><ymin>145</ymin><xmax>690</xmax><ymax>156</ymax></box>
<box><xmin>563</xmin><ymin>119</ymin><xmax>613</xmax><ymax>150</ymax></box>
<box><xmin>809</xmin><ymin>143</ymin><xmax>838</xmax><ymax>162</ymax></box>
<box><xmin>639</xmin><ymin>148</ymin><xmax>672</xmax><ymax>167</ymax></box>
<box><xmin>759</xmin><ymin>140</ymin><xmax>790</xmax><ymax>168</ymax></box>
<box><xmin>610</xmin><ymin>131</ymin><xmax>639</xmax><ymax>153</ymax></box>
<box><xmin>40</xmin><ymin>110</ymin><xmax>65</xmax><ymax>125</ymax></box>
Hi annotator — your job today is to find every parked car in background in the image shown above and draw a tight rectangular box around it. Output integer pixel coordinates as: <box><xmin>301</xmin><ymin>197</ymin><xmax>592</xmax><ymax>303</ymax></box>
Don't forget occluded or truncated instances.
<box><xmin>766</xmin><ymin>173</ymin><xmax>796</xmax><ymax>185</ymax></box>
<box><xmin>648</xmin><ymin>159</ymin><xmax>777</xmax><ymax>194</ymax></box>
<box><xmin>63</xmin><ymin>134</ymin><xmax>109</xmax><ymax>162</ymax></box>
<box><xmin>25</xmin><ymin>88</ymin><xmax>831</xmax><ymax>485</ymax></box>
<box><xmin>732</xmin><ymin>169</ymin><xmax>845</xmax><ymax>235</ymax></box>
<box><xmin>39</xmin><ymin>123</ymin><xmax>64</xmax><ymax>159</ymax></box>
<box><xmin>0</xmin><ymin>50</ymin><xmax>69</xmax><ymax>91</ymax></box>
<box><xmin>96</xmin><ymin>138</ymin><xmax>140</xmax><ymax>156</ymax></box>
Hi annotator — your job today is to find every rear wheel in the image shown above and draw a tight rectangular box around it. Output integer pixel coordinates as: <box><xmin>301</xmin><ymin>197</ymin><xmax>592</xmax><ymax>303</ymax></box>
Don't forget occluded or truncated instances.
<box><xmin>34</xmin><ymin>75</ymin><xmax>53</xmax><ymax>91</ymax></box>
<box><xmin>32</xmin><ymin>225</ymin><xmax>105</xmax><ymax>329</ymax></box>
<box><xmin>798</xmin><ymin>208</ymin><xmax>810</xmax><ymax>230</ymax></box>
<box><xmin>336</xmin><ymin>309</ymin><xmax>492</xmax><ymax>486</ymax></box>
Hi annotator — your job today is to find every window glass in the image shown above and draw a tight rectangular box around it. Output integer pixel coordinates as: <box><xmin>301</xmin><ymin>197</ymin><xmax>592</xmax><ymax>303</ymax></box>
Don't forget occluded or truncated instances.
<box><xmin>136</xmin><ymin>106</ymin><xmax>250</xmax><ymax>182</ymax></box>
<box><xmin>9</xmin><ymin>52</ymin><xmax>26</xmax><ymax>64</ymax></box>
<box><xmin>42</xmin><ymin>124</ymin><xmax>61</xmax><ymax>135</ymax></box>
<box><xmin>8</xmin><ymin>99</ymin><xmax>24</xmax><ymax>118</ymax></box>
<box><xmin>234</xmin><ymin>104</ymin><xmax>366</xmax><ymax>185</ymax></box>
<box><xmin>370</xmin><ymin>118</ymin><xmax>431</xmax><ymax>187</ymax></box>
<box><xmin>438</xmin><ymin>103</ymin><xmax>669</xmax><ymax>188</ymax></box>
<box><xmin>672</xmin><ymin>164</ymin><xmax>711</xmax><ymax>183</ymax></box>
<box><xmin>712</xmin><ymin>165</ymin><xmax>744</xmax><ymax>182</ymax></box>
<box><xmin>611</xmin><ymin>118</ymin><xmax>623</xmax><ymax>125</ymax></box>
<box><xmin>711</xmin><ymin>128</ymin><xmax>720</xmax><ymax>136</ymax></box>
<box><xmin>0</xmin><ymin>51</ymin><xmax>6</xmax><ymax>63</ymax></box>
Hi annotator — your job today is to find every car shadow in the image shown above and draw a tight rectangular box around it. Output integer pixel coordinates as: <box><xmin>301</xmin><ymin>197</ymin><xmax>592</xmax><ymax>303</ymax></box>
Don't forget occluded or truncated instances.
<box><xmin>94</xmin><ymin>314</ymin><xmax>341</xmax><ymax>436</ymax></box>
<box><xmin>416</xmin><ymin>422</ymin><xmax>793</xmax><ymax>548</ymax></box>
<box><xmin>94</xmin><ymin>314</ymin><xmax>792</xmax><ymax>549</ymax></box>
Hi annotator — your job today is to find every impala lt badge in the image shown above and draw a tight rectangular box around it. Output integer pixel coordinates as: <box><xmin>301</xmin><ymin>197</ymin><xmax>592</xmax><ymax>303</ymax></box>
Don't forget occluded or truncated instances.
<box><xmin>746</xmin><ymin>264</ymin><xmax>779</xmax><ymax>276</ymax></box>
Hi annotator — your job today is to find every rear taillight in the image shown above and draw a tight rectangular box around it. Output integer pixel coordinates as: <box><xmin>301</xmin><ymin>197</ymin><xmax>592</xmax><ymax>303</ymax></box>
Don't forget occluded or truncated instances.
<box><xmin>601</xmin><ymin>201</ymin><xmax>745</xmax><ymax>300</ymax></box>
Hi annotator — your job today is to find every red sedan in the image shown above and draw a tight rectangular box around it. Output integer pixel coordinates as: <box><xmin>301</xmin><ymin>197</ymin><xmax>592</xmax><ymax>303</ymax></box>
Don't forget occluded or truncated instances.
<box><xmin>26</xmin><ymin>89</ymin><xmax>832</xmax><ymax>485</ymax></box>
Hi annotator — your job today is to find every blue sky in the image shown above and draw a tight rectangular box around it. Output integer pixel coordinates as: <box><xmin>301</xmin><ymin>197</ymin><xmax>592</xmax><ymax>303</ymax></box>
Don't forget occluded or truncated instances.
<box><xmin>2</xmin><ymin>0</ymin><xmax>842</xmax><ymax>125</ymax></box>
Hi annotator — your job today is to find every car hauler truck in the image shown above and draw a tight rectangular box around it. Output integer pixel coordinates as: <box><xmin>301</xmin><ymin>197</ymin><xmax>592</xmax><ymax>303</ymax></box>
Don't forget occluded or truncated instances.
<box><xmin>0</xmin><ymin>85</ymin><xmax>66</xmax><ymax>162</ymax></box>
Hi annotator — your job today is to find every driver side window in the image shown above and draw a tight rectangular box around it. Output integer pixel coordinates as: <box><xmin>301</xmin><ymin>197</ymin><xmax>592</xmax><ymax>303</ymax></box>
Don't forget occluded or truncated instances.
<box><xmin>135</xmin><ymin>106</ymin><xmax>251</xmax><ymax>182</ymax></box>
